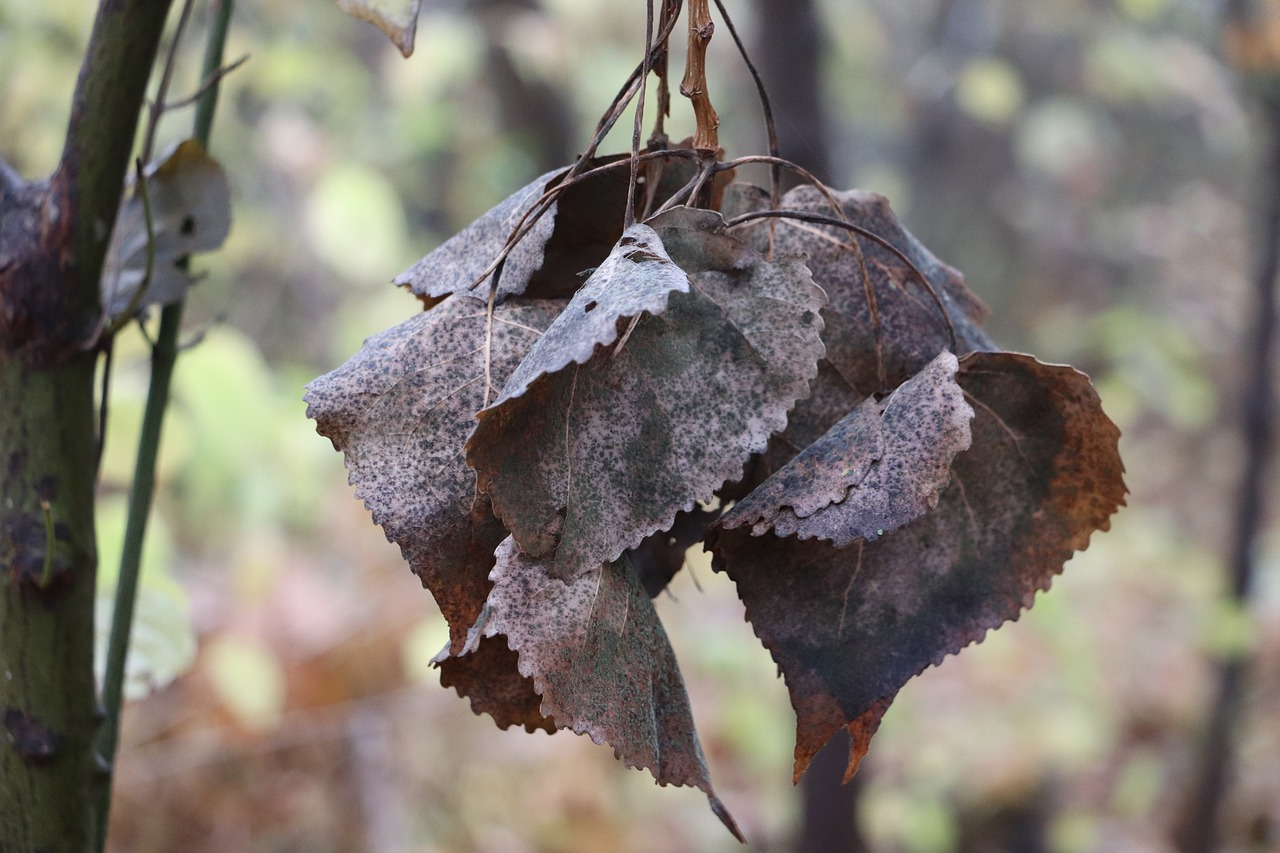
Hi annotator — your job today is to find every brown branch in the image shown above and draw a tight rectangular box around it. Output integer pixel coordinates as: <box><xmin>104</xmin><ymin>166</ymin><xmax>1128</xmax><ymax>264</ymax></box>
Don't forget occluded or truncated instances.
<box><xmin>680</xmin><ymin>0</ymin><xmax>719</xmax><ymax>153</ymax></box>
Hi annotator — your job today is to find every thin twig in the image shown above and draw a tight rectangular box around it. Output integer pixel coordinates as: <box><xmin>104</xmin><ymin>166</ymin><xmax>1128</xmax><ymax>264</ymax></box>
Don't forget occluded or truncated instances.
<box><xmin>139</xmin><ymin>0</ymin><xmax>196</xmax><ymax>164</ymax></box>
<box><xmin>163</xmin><ymin>53</ymin><xmax>249</xmax><ymax>111</ymax></box>
<box><xmin>650</xmin><ymin>0</ymin><xmax>679</xmax><ymax>143</ymax></box>
<box><xmin>105</xmin><ymin>160</ymin><xmax>159</xmax><ymax>336</ymax></box>
<box><xmin>96</xmin><ymin>2</ymin><xmax>235</xmax><ymax>851</ymax></box>
<box><xmin>625</xmin><ymin>0</ymin><xmax>657</xmax><ymax>230</ymax></box>
<box><xmin>709</xmin><ymin>0</ymin><xmax>782</xmax><ymax>248</ymax></box>
<box><xmin>726</xmin><ymin>207</ymin><xmax>958</xmax><ymax>355</ymax></box>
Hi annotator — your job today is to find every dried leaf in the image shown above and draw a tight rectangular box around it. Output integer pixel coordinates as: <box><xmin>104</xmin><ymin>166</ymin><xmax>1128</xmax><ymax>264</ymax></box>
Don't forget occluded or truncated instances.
<box><xmin>628</xmin><ymin>506</ymin><xmax>720</xmax><ymax>598</ymax></box>
<box><xmin>304</xmin><ymin>295</ymin><xmax>562</xmax><ymax>651</ymax></box>
<box><xmin>496</xmin><ymin>222</ymin><xmax>689</xmax><ymax>400</ymax></box>
<box><xmin>722</xmin><ymin>351</ymin><xmax>973</xmax><ymax>547</ymax></box>
<box><xmin>710</xmin><ymin>352</ymin><xmax>1126</xmax><ymax>783</ymax></box>
<box><xmin>336</xmin><ymin>0</ymin><xmax>422</xmax><ymax>57</ymax></box>
<box><xmin>460</xmin><ymin>537</ymin><xmax>741</xmax><ymax>839</ymax></box>
<box><xmin>435</xmin><ymin>635</ymin><xmax>555</xmax><ymax>734</ymax></box>
<box><xmin>394</xmin><ymin>156</ymin><xmax>632</xmax><ymax>305</ymax></box>
<box><xmin>724</xmin><ymin>184</ymin><xmax>995</xmax><ymax>480</ymax></box>
<box><xmin>468</xmin><ymin>208</ymin><xmax>827</xmax><ymax>580</ymax></box>
<box><xmin>101</xmin><ymin>140</ymin><xmax>231</xmax><ymax>319</ymax></box>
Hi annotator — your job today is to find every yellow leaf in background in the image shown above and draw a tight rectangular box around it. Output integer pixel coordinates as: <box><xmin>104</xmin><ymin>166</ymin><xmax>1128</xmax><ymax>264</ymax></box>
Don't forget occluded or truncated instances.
<box><xmin>955</xmin><ymin>57</ymin><xmax>1025</xmax><ymax>128</ymax></box>
<box><xmin>205</xmin><ymin>635</ymin><xmax>286</xmax><ymax>731</ymax></box>
<box><xmin>336</xmin><ymin>0</ymin><xmax>422</xmax><ymax>57</ymax></box>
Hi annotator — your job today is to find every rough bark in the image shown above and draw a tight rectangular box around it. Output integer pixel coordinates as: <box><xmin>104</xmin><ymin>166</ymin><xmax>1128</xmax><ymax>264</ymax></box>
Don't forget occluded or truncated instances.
<box><xmin>0</xmin><ymin>0</ymin><xmax>175</xmax><ymax>849</ymax></box>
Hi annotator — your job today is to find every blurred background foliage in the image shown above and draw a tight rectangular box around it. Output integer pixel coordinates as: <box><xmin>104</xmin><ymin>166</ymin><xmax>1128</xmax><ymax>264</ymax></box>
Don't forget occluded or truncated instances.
<box><xmin>3</xmin><ymin>0</ymin><xmax>1278</xmax><ymax>850</ymax></box>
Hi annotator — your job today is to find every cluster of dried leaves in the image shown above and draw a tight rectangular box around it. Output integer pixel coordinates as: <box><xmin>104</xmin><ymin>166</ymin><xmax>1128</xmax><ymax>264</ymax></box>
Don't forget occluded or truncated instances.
<box><xmin>304</xmin><ymin>151</ymin><xmax>1125</xmax><ymax>837</ymax></box>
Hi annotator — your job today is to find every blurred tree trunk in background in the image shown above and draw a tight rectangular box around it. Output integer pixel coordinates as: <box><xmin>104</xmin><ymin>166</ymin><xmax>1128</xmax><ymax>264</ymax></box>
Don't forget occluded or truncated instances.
<box><xmin>470</xmin><ymin>0</ymin><xmax>575</xmax><ymax>172</ymax></box>
<box><xmin>752</xmin><ymin>3</ymin><xmax>861</xmax><ymax>850</ymax></box>
<box><xmin>755</xmin><ymin>0</ymin><xmax>832</xmax><ymax>185</ymax></box>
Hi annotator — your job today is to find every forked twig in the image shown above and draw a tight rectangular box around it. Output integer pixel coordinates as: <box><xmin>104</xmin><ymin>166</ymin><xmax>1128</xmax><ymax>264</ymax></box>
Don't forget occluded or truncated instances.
<box><xmin>163</xmin><ymin>53</ymin><xmax>249</xmax><ymax>111</ymax></box>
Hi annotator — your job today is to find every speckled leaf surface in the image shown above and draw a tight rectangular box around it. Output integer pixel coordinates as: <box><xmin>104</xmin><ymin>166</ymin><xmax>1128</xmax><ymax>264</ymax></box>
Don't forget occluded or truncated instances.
<box><xmin>460</xmin><ymin>537</ymin><xmax>740</xmax><ymax>838</ymax></box>
<box><xmin>304</xmin><ymin>295</ymin><xmax>562</xmax><ymax>650</ymax></box>
<box><xmin>709</xmin><ymin>352</ymin><xmax>1126</xmax><ymax>783</ymax></box>
<box><xmin>468</xmin><ymin>207</ymin><xmax>827</xmax><ymax>580</ymax></box>
<box><xmin>394</xmin><ymin>157</ymin><xmax>630</xmax><ymax>304</ymax></box>
<box><xmin>724</xmin><ymin>183</ymin><xmax>996</xmax><ymax>481</ymax></box>
<box><xmin>722</xmin><ymin>351</ymin><xmax>973</xmax><ymax>547</ymax></box>
<box><xmin>497</xmin><ymin>223</ymin><xmax>689</xmax><ymax>401</ymax></box>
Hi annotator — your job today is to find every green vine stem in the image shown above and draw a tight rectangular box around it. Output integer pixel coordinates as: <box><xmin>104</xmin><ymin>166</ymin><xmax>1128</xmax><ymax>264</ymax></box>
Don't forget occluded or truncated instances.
<box><xmin>94</xmin><ymin>2</ymin><xmax>235</xmax><ymax>849</ymax></box>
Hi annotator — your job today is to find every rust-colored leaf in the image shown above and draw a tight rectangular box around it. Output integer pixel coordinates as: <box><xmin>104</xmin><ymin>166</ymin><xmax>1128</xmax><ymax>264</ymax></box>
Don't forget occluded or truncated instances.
<box><xmin>304</xmin><ymin>295</ymin><xmax>561</xmax><ymax>651</ymax></box>
<box><xmin>435</xmin><ymin>635</ymin><xmax>555</xmax><ymax>734</ymax></box>
<box><xmin>457</xmin><ymin>537</ymin><xmax>741</xmax><ymax>839</ymax></box>
<box><xmin>709</xmin><ymin>352</ymin><xmax>1126</xmax><ymax>783</ymax></box>
<box><xmin>468</xmin><ymin>208</ymin><xmax>826</xmax><ymax>580</ymax></box>
<box><xmin>721</xmin><ymin>351</ymin><xmax>973</xmax><ymax>547</ymax></box>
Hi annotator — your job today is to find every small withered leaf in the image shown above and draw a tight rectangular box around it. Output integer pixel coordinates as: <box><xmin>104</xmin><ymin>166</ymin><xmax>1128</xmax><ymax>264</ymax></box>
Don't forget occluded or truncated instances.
<box><xmin>436</xmin><ymin>634</ymin><xmax>556</xmax><ymax>734</ymax></box>
<box><xmin>462</xmin><ymin>538</ymin><xmax>741</xmax><ymax>839</ymax></box>
<box><xmin>101</xmin><ymin>140</ymin><xmax>231</xmax><ymax>320</ymax></box>
<box><xmin>336</xmin><ymin>0</ymin><xmax>422</xmax><ymax>56</ymax></box>
<box><xmin>494</xmin><ymin>222</ymin><xmax>688</xmax><ymax>403</ymax></box>
<box><xmin>303</xmin><ymin>294</ymin><xmax>561</xmax><ymax>652</ymax></box>
<box><xmin>721</xmin><ymin>351</ymin><xmax>973</xmax><ymax>547</ymax></box>
<box><xmin>710</xmin><ymin>352</ymin><xmax>1125</xmax><ymax>784</ymax></box>
<box><xmin>467</xmin><ymin>208</ymin><xmax>826</xmax><ymax>580</ymax></box>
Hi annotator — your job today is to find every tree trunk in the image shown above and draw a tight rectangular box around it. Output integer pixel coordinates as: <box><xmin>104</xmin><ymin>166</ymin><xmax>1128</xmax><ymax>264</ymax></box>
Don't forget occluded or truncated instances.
<box><xmin>0</xmin><ymin>0</ymin><xmax>174</xmax><ymax>849</ymax></box>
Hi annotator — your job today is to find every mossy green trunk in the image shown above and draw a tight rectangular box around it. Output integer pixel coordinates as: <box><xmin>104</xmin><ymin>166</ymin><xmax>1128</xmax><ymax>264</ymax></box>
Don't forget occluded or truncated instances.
<box><xmin>0</xmin><ymin>353</ymin><xmax>101</xmax><ymax>851</ymax></box>
<box><xmin>0</xmin><ymin>0</ymin><xmax>174</xmax><ymax>848</ymax></box>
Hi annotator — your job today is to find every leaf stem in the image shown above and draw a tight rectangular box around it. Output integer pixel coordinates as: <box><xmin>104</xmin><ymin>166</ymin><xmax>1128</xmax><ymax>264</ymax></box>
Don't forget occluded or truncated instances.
<box><xmin>680</xmin><ymin>0</ymin><xmax>719</xmax><ymax>154</ymax></box>
<box><xmin>95</xmin><ymin>2</ymin><xmax>234</xmax><ymax>849</ymax></box>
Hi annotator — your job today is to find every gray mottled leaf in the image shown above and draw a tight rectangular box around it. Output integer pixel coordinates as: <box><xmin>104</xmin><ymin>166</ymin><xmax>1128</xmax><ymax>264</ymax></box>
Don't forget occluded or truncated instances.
<box><xmin>467</xmin><ymin>207</ymin><xmax>827</xmax><ymax>580</ymax></box>
<box><xmin>709</xmin><ymin>352</ymin><xmax>1126</xmax><ymax>784</ymax></box>
<box><xmin>497</xmin><ymin>223</ymin><xmax>689</xmax><ymax>402</ymax></box>
<box><xmin>101</xmin><ymin>140</ymin><xmax>231</xmax><ymax>319</ymax></box>
<box><xmin>724</xmin><ymin>183</ymin><xmax>995</xmax><ymax>483</ymax></box>
<box><xmin>336</xmin><ymin>0</ymin><xmax>422</xmax><ymax>57</ymax></box>
<box><xmin>394</xmin><ymin>156</ymin><xmax>631</xmax><ymax>304</ymax></box>
<box><xmin>722</xmin><ymin>351</ymin><xmax>973</xmax><ymax>547</ymax></box>
<box><xmin>304</xmin><ymin>295</ymin><xmax>561</xmax><ymax>651</ymax></box>
<box><xmin>459</xmin><ymin>537</ymin><xmax>741</xmax><ymax>839</ymax></box>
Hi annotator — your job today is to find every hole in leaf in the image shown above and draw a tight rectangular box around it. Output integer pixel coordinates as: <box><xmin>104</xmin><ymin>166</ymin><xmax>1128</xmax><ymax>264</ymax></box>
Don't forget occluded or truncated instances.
<box><xmin>584</xmin><ymin>300</ymin><xmax>598</xmax><ymax>313</ymax></box>
<box><xmin>180</xmin><ymin>215</ymin><xmax>196</xmax><ymax>236</ymax></box>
